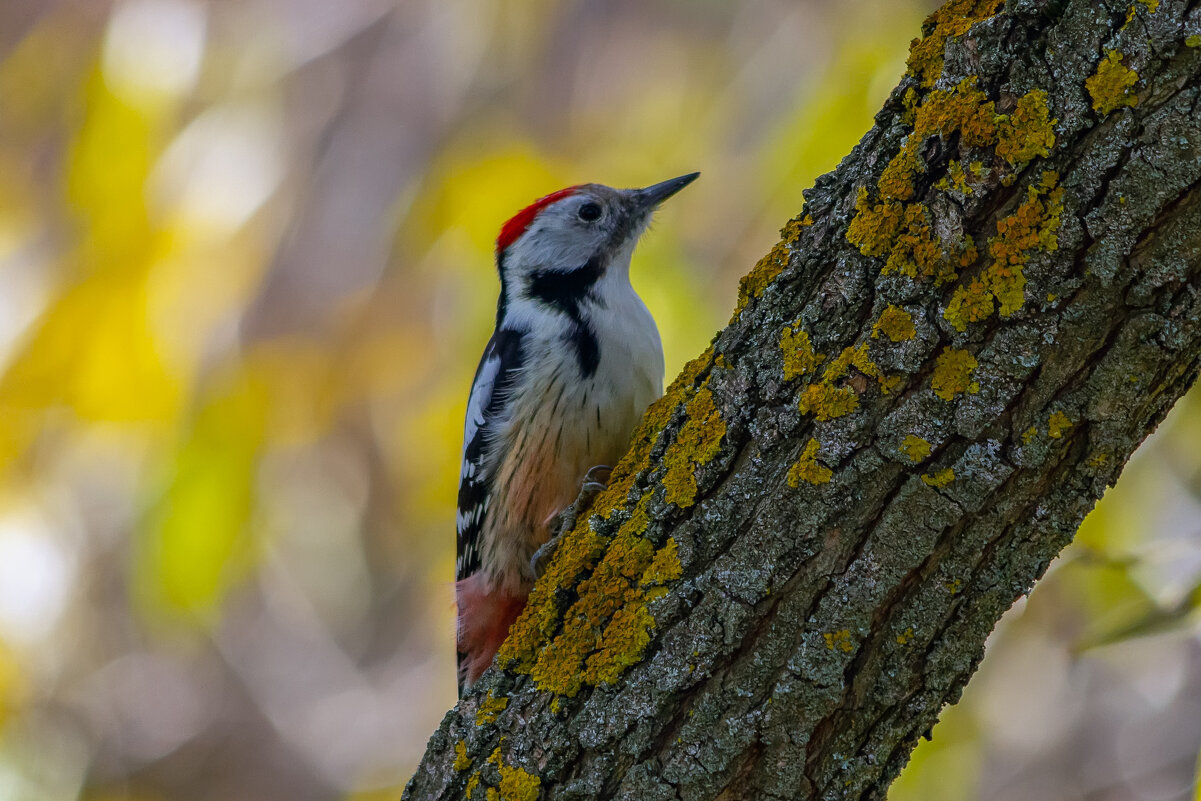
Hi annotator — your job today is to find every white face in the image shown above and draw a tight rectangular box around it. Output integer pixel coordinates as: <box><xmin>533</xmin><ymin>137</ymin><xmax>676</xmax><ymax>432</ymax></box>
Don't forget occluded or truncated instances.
<box><xmin>502</xmin><ymin>185</ymin><xmax>646</xmax><ymax>284</ymax></box>
<box><xmin>495</xmin><ymin>173</ymin><xmax>698</xmax><ymax>326</ymax></box>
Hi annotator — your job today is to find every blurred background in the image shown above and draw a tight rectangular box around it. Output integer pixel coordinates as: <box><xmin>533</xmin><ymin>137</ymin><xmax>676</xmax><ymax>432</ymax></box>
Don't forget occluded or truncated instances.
<box><xmin>0</xmin><ymin>0</ymin><xmax>1198</xmax><ymax>799</ymax></box>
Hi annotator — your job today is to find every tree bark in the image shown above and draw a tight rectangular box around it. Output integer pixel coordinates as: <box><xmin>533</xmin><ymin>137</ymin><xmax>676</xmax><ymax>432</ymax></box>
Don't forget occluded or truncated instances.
<box><xmin>405</xmin><ymin>1</ymin><xmax>1201</xmax><ymax>799</ymax></box>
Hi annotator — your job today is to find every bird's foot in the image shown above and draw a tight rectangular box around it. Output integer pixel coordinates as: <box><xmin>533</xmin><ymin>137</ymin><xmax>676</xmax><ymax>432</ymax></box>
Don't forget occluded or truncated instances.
<box><xmin>580</xmin><ymin>464</ymin><xmax>612</xmax><ymax>495</ymax></box>
<box><xmin>531</xmin><ymin>464</ymin><xmax>612</xmax><ymax>579</ymax></box>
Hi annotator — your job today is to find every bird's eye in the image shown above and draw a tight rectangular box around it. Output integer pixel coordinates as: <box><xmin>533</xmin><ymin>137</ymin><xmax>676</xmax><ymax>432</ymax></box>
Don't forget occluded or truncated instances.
<box><xmin>577</xmin><ymin>202</ymin><xmax>602</xmax><ymax>222</ymax></box>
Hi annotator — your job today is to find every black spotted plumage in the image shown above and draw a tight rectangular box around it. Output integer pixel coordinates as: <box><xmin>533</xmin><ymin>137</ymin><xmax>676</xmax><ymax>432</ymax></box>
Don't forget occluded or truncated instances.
<box><xmin>456</xmin><ymin>327</ymin><xmax>524</xmax><ymax>582</ymax></box>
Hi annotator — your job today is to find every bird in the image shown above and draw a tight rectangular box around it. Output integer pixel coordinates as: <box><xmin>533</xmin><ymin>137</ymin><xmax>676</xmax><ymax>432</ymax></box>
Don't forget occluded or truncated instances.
<box><xmin>455</xmin><ymin>172</ymin><xmax>699</xmax><ymax>695</ymax></box>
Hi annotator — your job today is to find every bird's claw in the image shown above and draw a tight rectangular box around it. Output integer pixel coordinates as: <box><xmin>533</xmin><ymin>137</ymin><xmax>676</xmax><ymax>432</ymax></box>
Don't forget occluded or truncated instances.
<box><xmin>582</xmin><ymin>464</ymin><xmax>612</xmax><ymax>486</ymax></box>
<box><xmin>530</xmin><ymin>536</ymin><xmax>560</xmax><ymax>580</ymax></box>
<box><xmin>531</xmin><ymin>464</ymin><xmax>612</xmax><ymax>579</ymax></box>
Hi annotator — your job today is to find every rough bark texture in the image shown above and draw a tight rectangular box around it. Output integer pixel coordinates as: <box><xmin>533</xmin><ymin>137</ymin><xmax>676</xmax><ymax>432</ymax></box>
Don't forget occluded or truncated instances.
<box><xmin>405</xmin><ymin>1</ymin><xmax>1201</xmax><ymax>799</ymax></box>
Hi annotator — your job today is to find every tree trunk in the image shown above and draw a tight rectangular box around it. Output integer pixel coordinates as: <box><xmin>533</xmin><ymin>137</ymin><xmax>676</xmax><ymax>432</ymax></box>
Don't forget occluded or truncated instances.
<box><xmin>404</xmin><ymin>1</ymin><xmax>1201</xmax><ymax>798</ymax></box>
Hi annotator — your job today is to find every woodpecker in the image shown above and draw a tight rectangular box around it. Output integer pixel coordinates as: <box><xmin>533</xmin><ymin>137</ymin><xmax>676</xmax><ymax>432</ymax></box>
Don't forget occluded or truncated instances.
<box><xmin>455</xmin><ymin>172</ymin><xmax>699</xmax><ymax>694</ymax></box>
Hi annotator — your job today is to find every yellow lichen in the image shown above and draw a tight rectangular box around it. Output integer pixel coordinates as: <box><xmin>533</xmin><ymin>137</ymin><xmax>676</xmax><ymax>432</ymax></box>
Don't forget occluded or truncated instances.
<box><xmin>1087</xmin><ymin>50</ymin><xmax>1140</xmax><ymax>115</ymax></box>
<box><xmin>943</xmin><ymin>171</ymin><xmax>1063</xmax><ymax>330</ymax></box>
<box><xmin>902</xmin><ymin>87</ymin><xmax>921</xmax><ymax>125</ymax></box>
<box><xmin>879</xmin><ymin>138</ymin><xmax>924</xmax><ymax>202</ymax></box>
<box><xmin>945</xmin><ymin>578</ymin><xmax>963</xmax><ymax>594</ymax></box>
<box><xmin>900</xmin><ymin>434</ymin><xmax>932</xmax><ymax>463</ymax></box>
<box><xmin>798</xmin><ymin>383</ymin><xmax>859</xmax><ymax>421</ymax></box>
<box><xmin>872</xmin><ymin>305</ymin><xmax>917</xmax><ymax>342</ymax></box>
<box><xmin>897</xmin><ymin>627</ymin><xmax>914</xmax><ymax>645</ymax></box>
<box><xmin>524</xmin><ymin>506</ymin><xmax>648</xmax><ymax>694</ymax></box>
<box><xmin>851</xmin><ymin>79</ymin><xmax>999</xmax><ymax>286</ymax></box>
<box><xmin>455</xmin><ymin>741</ymin><xmax>472</xmax><ymax>772</ymax></box>
<box><xmin>913</xmin><ymin>77</ymin><xmax>998</xmax><ymax>146</ymax></box>
<box><xmin>780</xmin><ymin>214</ymin><xmax>814</xmax><ymax>240</ymax></box>
<box><xmin>788</xmin><ymin>439</ymin><xmax>833</xmax><ymax>487</ymax></box>
<box><xmin>944</xmin><ymin>277</ymin><xmax>994</xmax><ymax>331</ymax></box>
<box><xmin>1022</xmin><ymin>425</ymin><xmax>1038</xmax><ymax>443</ymax></box>
<box><xmin>640</xmin><ymin>537</ymin><xmax>683</xmax><ymax>586</ymax></box>
<box><xmin>585</xmin><ymin>603</ymin><xmax>655</xmax><ymax>687</ymax></box>
<box><xmin>476</xmin><ymin>690</ymin><xmax>509</xmax><ymax>726</ymax></box>
<box><xmin>824</xmin><ymin>629</ymin><xmax>855</xmax><ymax>653</ymax></box>
<box><xmin>780</xmin><ymin>322</ymin><xmax>823</xmax><ymax>381</ymax></box>
<box><xmin>734</xmin><ymin>242</ymin><xmax>789</xmax><ymax>319</ymax></box>
<box><xmin>936</xmin><ymin>159</ymin><xmax>972</xmax><ymax>194</ymax></box>
<box><xmin>854</xmin><ymin>77</ymin><xmax>1064</xmax><ymax>323</ymax></box>
<box><xmin>860</xmin><ymin>70</ymin><xmax>1061</xmax><ymax>323</ymax></box>
<box><xmin>732</xmin><ymin>215</ymin><xmax>812</xmax><ymax>318</ymax></box>
<box><xmin>466</xmin><ymin>773</ymin><xmax>481</xmax><ymax>799</ymax></box>
<box><xmin>931</xmin><ymin>347</ymin><xmax>979</xmax><ymax>401</ymax></box>
<box><xmin>483</xmin><ymin>748</ymin><xmax>541</xmax><ymax>801</ymax></box>
<box><xmin>922</xmin><ymin>467</ymin><xmax>956</xmax><ymax>488</ymax></box>
<box><xmin>588</xmin><ymin>347</ymin><xmax>713</xmax><ymax>520</ymax></box>
<box><xmin>662</xmin><ymin>385</ymin><xmax>726</xmax><ymax>508</ymax></box>
<box><xmin>501</xmin><ymin>492</ymin><xmax>684</xmax><ymax>697</ymax></box>
<box><xmin>498</xmin><ymin>348</ymin><xmax>711</xmax><ymax>689</ymax></box>
<box><xmin>906</xmin><ymin>0</ymin><xmax>1004</xmax><ymax>88</ymax></box>
<box><xmin>1188</xmin><ymin>35</ymin><xmax>1201</xmax><ymax>48</ymax></box>
<box><xmin>884</xmin><ymin>203</ymin><xmax>965</xmax><ymax>285</ymax></box>
<box><xmin>847</xmin><ymin>187</ymin><xmax>903</xmax><ymax>258</ymax></box>
<box><xmin>824</xmin><ymin>342</ymin><xmax>883</xmax><ymax>382</ymax></box>
<box><xmin>792</xmin><ymin>341</ymin><xmax>888</xmax><ymax>422</ymax></box>
<box><xmin>1047</xmin><ymin>410</ymin><xmax>1072</xmax><ymax>438</ymax></box>
<box><xmin>996</xmin><ymin>89</ymin><xmax>1057</xmax><ymax>166</ymax></box>
<box><xmin>987</xmin><ymin>172</ymin><xmax>1063</xmax><ymax>316</ymax></box>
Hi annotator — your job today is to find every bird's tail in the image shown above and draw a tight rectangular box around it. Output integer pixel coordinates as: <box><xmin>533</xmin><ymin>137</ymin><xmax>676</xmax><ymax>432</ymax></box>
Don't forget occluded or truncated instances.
<box><xmin>455</xmin><ymin>573</ymin><xmax>527</xmax><ymax>697</ymax></box>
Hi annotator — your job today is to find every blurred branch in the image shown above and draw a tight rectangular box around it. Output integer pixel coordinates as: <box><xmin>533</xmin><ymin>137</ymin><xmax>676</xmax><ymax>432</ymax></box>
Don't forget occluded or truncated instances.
<box><xmin>406</xmin><ymin>1</ymin><xmax>1201</xmax><ymax>798</ymax></box>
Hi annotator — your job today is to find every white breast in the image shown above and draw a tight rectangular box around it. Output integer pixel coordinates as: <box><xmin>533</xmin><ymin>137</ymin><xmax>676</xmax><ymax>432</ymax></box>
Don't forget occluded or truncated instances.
<box><xmin>478</xmin><ymin>277</ymin><xmax>664</xmax><ymax>592</ymax></box>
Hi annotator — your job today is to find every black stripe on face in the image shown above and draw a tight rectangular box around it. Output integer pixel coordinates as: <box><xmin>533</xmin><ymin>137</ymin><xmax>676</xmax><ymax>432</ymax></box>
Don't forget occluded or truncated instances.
<box><xmin>526</xmin><ymin>257</ymin><xmax>604</xmax><ymax>379</ymax></box>
<box><xmin>526</xmin><ymin>256</ymin><xmax>604</xmax><ymax>317</ymax></box>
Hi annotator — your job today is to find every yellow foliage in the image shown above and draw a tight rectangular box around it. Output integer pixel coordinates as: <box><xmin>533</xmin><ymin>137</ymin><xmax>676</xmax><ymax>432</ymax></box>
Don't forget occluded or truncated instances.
<box><xmin>135</xmin><ymin>368</ymin><xmax>267</xmax><ymax>618</ymax></box>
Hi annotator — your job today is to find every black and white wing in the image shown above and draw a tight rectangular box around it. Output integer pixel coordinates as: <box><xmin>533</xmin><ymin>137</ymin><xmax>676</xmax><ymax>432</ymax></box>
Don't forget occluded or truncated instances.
<box><xmin>456</xmin><ymin>328</ymin><xmax>524</xmax><ymax>582</ymax></box>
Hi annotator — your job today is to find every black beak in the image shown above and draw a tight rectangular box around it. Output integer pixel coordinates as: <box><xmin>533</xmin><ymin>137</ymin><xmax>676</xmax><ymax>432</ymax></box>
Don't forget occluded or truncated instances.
<box><xmin>634</xmin><ymin>172</ymin><xmax>700</xmax><ymax>209</ymax></box>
